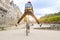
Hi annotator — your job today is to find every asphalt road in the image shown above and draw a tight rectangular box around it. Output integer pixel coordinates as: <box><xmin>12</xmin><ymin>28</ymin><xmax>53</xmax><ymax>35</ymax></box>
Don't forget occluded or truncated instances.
<box><xmin>0</xmin><ymin>28</ymin><xmax>60</xmax><ymax>40</ymax></box>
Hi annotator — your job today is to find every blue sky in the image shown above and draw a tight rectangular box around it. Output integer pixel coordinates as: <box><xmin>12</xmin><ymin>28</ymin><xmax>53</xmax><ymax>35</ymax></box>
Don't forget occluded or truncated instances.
<box><xmin>12</xmin><ymin>0</ymin><xmax>60</xmax><ymax>18</ymax></box>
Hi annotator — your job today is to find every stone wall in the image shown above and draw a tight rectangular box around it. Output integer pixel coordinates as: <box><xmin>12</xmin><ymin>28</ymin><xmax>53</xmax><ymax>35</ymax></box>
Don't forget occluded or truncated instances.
<box><xmin>0</xmin><ymin>0</ymin><xmax>23</xmax><ymax>27</ymax></box>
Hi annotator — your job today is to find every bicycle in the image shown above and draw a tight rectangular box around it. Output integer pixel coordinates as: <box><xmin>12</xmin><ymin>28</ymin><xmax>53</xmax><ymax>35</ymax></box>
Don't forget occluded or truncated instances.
<box><xmin>26</xmin><ymin>29</ymin><xmax>30</xmax><ymax>36</ymax></box>
<box><xmin>26</xmin><ymin>22</ymin><xmax>30</xmax><ymax>36</ymax></box>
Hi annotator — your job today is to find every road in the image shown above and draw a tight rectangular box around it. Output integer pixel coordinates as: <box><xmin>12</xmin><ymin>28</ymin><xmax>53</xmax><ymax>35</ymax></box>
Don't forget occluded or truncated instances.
<box><xmin>0</xmin><ymin>28</ymin><xmax>60</xmax><ymax>40</ymax></box>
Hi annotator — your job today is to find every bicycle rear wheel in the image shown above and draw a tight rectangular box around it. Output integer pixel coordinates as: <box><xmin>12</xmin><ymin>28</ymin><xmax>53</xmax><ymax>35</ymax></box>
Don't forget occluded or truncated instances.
<box><xmin>26</xmin><ymin>29</ymin><xmax>29</xmax><ymax>36</ymax></box>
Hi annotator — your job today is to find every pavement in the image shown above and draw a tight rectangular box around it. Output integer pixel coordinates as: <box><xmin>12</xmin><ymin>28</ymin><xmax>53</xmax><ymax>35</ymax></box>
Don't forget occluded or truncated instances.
<box><xmin>0</xmin><ymin>28</ymin><xmax>60</xmax><ymax>40</ymax></box>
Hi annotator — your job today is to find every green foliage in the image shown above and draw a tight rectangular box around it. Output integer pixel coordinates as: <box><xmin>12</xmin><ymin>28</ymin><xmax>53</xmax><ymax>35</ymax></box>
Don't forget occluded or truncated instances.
<box><xmin>0</xmin><ymin>27</ymin><xmax>5</xmax><ymax>31</ymax></box>
<box><xmin>39</xmin><ymin>12</ymin><xmax>60</xmax><ymax>23</ymax></box>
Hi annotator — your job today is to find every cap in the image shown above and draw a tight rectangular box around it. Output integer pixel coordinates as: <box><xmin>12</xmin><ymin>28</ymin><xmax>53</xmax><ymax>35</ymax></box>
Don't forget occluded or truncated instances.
<box><xmin>28</xmin><ymin>1</ymin><xmax>31</xmax><ymax>3</ymax></box>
